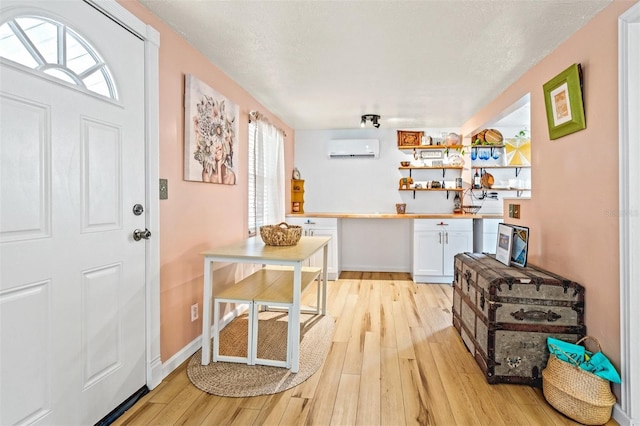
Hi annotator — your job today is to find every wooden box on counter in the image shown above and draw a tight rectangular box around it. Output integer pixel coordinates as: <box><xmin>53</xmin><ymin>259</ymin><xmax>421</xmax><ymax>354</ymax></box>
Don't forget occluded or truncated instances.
<box><xmin>452</xmin><ymin>252</ymin><xmax>585</xmax><ymax>387</ymax></box>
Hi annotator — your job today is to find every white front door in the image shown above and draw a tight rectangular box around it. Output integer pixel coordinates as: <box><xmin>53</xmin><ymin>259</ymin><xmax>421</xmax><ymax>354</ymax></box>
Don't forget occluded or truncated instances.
<box><xmin>0</xmin><ymin>1</ymin><xmax>147</xmax><ymax>424</ymax></box>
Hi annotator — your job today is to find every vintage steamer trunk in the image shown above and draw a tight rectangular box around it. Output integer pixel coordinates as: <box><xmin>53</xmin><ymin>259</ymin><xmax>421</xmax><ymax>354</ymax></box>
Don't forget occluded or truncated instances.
<box><xmin>452</xmin><ymin>252</ymin><xmax>585</xmax><ymax>387</ymax></box>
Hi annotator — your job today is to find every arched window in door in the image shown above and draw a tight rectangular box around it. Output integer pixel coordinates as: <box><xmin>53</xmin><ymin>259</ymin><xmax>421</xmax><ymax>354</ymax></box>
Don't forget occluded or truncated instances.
<box><xmin>0</xmin><ymin>15</ymin><xmax>117</xmax><ymax>99</ymax></box>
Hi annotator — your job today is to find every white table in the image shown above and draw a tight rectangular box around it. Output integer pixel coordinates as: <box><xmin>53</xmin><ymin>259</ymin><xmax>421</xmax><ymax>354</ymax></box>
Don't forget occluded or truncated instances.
<box><xmin>201</xmin><ymin>236</ymin><xmax>330</xmax><ymax>373</ymax></box>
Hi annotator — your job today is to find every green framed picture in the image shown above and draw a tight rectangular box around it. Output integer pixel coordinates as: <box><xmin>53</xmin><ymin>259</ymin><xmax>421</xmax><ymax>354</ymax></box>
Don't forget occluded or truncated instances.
<box><xmin>543</xmin><ymin>63</ymin><xmax>586</xmax><ymax>140</ymax></box>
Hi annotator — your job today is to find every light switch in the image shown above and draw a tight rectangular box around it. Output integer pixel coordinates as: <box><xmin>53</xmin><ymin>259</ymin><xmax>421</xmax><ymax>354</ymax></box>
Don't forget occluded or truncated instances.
<box><xmin>159</xmin><ymin>178</ymin><xmax>168</xmax><ymax>200</ymax></box>
<box><xmin>509</xmin><ymin>203</ymin><xmax>520</xmax><ymax>219</ymax></box>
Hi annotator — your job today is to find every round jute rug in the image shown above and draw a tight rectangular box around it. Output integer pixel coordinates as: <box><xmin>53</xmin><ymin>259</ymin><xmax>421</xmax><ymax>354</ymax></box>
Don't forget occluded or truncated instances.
<box><xmin>187</xmin><ymin>311</ymin><xmax>335</xmax><ymax>397</ymax></box>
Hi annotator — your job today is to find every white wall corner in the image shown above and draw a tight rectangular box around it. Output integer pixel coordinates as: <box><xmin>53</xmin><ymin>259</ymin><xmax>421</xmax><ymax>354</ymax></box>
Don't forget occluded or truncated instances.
<box><xmin>617</xmin><ymin>3</ymin><xmax>640</xmax><ymax>425</ymax></box>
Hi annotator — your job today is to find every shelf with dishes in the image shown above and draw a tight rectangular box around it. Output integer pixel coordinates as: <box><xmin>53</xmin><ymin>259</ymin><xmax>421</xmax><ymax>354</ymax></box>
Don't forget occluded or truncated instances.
<box><xmin>399</xmin><ymin>165</ymin><xmax>463</xmax><ymax>178</ymax></box>
<box><xmin>473</xmin><ymin>164</ymin><xmax>531</xmax><ymax>177</ymax></box>
<box><xmin>400</xmin><ymin>186</ymin><xmax>464</xmax><ymax>199</ymax></box>
<box><xmin>398</xmin><ymin>144</ymin><xmax>464</xmax><ymax>150</ymax></box>
<box><xmin>397</xmin><ymin>130</ymin><xmax>465</xmax><ymax>200</ymax></box>
<box><xmin>471</xmin><ymin>164</ymin><xmax>531</xmax><ymax>198</ymax></box>
<box><xmin>397</xmin><ymin>130</ymin><xmax>462</xmax><ymax>149</ymax></box>
<box><xmin>473</xmin><ymin>187</ymin><xmax>531</xmax><ymax>198</ymax></box>
<box><xmin>400</xmin><ymin>187</ymin><xmax>464</xmax><ymax>192</ymax></box>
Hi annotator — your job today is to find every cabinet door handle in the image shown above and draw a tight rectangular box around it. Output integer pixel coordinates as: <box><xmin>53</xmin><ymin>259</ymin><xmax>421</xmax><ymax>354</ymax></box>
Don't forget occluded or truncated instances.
<box><xmin>310</xmin><ymin>230</ymin><xmax>314</xmax><ymax>236</ymax></box>
<box><xmin>438</xmin><ymin>231</ymin><xmax>442</xmax><ymax>244</ymax></box>
<box><xmin>445</xmin><ymin>231</ymin><xmax>449</xmax><ymax>244</ymax></box>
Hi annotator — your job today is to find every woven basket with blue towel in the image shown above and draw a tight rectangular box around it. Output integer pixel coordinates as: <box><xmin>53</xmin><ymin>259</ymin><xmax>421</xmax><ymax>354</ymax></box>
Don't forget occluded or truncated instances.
<box><xmin>542</xmin><ymin>336</ymin><xmax>620</xmax><ymax>425</ymax></box>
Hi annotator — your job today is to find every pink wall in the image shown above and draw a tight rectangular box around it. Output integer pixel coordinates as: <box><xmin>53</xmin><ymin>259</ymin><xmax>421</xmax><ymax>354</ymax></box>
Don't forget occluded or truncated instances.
<box><xmin>118</xmin><ymin>0</ymin><xmax>295</xmax><ymax>360</ymax></box>
<box><xmin>461</xmin><ymin>0</ymin><xmax>637</xmax><ymax>370</ymax></box>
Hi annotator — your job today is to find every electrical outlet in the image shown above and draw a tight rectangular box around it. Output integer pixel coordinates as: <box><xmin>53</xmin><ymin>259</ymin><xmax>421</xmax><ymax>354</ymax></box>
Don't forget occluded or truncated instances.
<box><xmin>190</xmin><ymin>303</ymin><xmax>198</xmax><ymax>322</ymax></box>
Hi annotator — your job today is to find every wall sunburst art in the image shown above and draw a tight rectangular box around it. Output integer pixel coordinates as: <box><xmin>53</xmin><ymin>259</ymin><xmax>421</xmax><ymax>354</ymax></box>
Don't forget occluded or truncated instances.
<box><xmin>504</xmin><ymin>137</ymin><xmax>531</xmax><ymax>166</ymax></box>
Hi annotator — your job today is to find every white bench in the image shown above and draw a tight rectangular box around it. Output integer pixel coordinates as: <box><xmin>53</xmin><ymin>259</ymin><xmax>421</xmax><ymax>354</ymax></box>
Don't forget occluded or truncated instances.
<box><xmin>252</xmin><ymin>267</ymin><xmax>322</xmax><ymax>368</ymax></box>
<box><xmin>212</xmin><ymin>268</ymin><xmax>284</xmax><ymax>364</ymax></box>
<box><xmin>262</xmin><ymin>265</ymin><xmax>326</xmax><ymax>315</ymax></box>
<box><xmin>212</xmin><ymin>266</ymin><xmax>323</xmax><ymax>367</ymax></box>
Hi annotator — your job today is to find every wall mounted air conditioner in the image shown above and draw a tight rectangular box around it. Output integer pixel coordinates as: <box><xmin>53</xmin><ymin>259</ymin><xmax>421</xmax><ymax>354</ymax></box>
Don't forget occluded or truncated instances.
<box><xmin>327</xmin><ymin>139</ymin><xmax>379</xmax><ymax>158</ymax></box>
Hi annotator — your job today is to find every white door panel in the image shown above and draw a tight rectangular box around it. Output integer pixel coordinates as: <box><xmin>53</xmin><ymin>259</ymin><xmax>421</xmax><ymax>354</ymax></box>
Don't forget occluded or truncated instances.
<box><xmin>0</xmin><ymin>281</ymin><xmax>51</xmax><ymax>425</ymax></box>
<box><xmin>0</xmin><ymin>1</ymin><xmax>146</xmax><ymax>424</ymax></box>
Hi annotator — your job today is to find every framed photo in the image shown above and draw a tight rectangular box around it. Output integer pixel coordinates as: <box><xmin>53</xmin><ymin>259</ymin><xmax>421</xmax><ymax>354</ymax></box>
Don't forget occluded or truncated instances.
<box><xmin>496</xmin><ymin>223</ymin><xmax>514</xmax><ymax>266</ymax></box>
<box><xmin>510</xmin><ymin>225</ymin><xmax>529</xmax><ymax>267</ymax></box>
<box><xmin>543</xmin><ymin>63</ymin><xmax>586</xmax><ymax>140</ymax></box>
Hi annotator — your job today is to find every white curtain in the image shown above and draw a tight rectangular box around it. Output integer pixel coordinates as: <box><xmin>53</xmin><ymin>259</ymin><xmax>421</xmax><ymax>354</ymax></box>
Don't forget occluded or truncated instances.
<box><xmin>248</xmin><ymin>116</ymin><xmax>285</xmax><ymax>235</ymax></box>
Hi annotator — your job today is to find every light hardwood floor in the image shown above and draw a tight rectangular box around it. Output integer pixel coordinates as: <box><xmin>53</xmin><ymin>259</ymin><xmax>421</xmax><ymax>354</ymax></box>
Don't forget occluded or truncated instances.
<box><xmin>114</xmin><ymin>272</ymin><xmax>617</xmax><ymax>425</ymax></box>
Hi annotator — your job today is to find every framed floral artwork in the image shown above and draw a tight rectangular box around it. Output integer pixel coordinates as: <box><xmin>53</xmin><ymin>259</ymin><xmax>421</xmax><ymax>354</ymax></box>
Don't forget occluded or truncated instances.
<box><xmin>184</xmin><ymin>74</ymin><xmax>238</xmax><ymax>184</ymax></box>
<box><xmin>543</xmin><ymin>63</ymin><xmax>586</xmax><ymax>140</ymax></box>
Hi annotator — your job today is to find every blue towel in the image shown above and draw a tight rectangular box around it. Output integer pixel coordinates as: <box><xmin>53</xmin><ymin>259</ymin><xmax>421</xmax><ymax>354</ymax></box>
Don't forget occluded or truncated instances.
<box><xmin>547</xmin><ymin>337</ymin><xmax>621</xmax><ymax>384</ymax></box>
<box><xmin>547</xmin><ymin>337</ymin><xmax>586</xmax><ymax>364</ymax></box>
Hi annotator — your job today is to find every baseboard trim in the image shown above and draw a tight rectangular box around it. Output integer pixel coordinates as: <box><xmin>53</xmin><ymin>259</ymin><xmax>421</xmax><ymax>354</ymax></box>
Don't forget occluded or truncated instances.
<box><xmin>612</xmin><ymin>403</ymin><xmax>632</xmax><ymax>426</ymax></box>
<box><xmin>412</xmin><ymin>274</ymin><xmax>454</xmax><ymax>284</ymax></box>
<box><xmin>341</xmin><ymin>265</ymin><xmax>408</xmax><ymax>273</ymax></box>
<box><xmin>161</xmin><ymin>335</ymin><xmax>202</xmax><ymax>379</ymax></box>
<box><xmin>161</xmin><ymin>304</ymin><xmax>248</xmax><ymax>380</ymax></box>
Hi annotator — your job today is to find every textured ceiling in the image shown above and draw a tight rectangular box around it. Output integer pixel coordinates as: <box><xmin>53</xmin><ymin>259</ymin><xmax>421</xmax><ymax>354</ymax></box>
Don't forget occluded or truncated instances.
<box><xmin>139</xmin><ymin>0</ymin><xmax>611</xmax><ymax>130</ymax></box>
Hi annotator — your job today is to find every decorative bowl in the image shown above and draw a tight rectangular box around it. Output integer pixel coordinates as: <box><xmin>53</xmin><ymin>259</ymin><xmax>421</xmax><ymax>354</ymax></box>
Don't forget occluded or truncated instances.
<box><xmin>259</xmin><ymin>222</ymin><xmax>302</xmax><ymax>246</ymax></box>
<box><xmin>400</xmin><ymin>161</ymin><xmax>411</xmax><ymax>167</ymax></box>
<box><xmin>462</xmin><ymin>205</ymin><xmax>482</xmax><ymax>214</ymax></box>
<box><xmin>447</xmin><ymin>153</ymin><xmax>465</xmax><ymax>166</ymax></box>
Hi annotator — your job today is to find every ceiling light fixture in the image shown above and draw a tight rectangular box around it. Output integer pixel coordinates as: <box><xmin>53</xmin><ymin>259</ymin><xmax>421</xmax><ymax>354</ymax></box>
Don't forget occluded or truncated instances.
<box><xmin>361</xmin><ymin>114</ymin><xmax>381</xmax><ymax>128</ymax></box>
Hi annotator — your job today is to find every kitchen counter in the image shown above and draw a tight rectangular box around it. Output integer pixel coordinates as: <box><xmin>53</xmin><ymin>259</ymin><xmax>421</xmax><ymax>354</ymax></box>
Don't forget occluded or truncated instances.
<box><xmin>285</xmin><ymin>213</ymin><xmax>504</xmax><ymax>279</ymax></box>
<box><xmin>288</xmin><ymin>212</ymin><xmax>503</xmax><ymax>219</ymax></box>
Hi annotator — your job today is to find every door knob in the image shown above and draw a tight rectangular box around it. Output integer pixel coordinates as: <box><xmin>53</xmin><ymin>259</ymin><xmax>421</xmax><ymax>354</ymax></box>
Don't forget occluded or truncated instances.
<box><xmin>133</xmin><ymin>228</ymin><xmax>151</xmax><ymax>241</ymax></box>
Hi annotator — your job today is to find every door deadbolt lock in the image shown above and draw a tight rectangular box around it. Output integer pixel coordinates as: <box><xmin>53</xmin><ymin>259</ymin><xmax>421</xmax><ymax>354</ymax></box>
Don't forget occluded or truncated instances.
<box><xmin>133</xmin><ymin>228</ymin><xmax>151</xmax><ymax>241</ymax></box>
<box><xmin>133</xmin><ymin>204</ymin><xmax>144</xmax><ymax>216</ymax></box>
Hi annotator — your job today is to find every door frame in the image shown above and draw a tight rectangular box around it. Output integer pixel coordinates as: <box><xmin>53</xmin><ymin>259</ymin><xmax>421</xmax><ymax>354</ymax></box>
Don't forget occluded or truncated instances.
<box><xmin>86</xmin><ymin>0</ymin><xmax>162</xmax><ymax>389</ymax></box>
<box><xmin>617</xmin><ymin>2</ymin><xmax>639</xmax><ymax>425</ymax></box>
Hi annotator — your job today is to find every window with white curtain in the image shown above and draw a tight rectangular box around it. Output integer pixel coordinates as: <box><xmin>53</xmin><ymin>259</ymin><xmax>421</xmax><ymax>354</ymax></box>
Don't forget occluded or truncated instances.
<box><xmin>248</xmin><ymin>113</ymin><xmax>285</xmax><ymax>236</ymax></box>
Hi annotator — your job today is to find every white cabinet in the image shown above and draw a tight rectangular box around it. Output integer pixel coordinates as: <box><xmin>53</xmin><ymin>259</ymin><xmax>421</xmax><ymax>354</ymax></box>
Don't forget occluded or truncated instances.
<box><xmin>411</xmin><ymin>219</ymin><xmax>472</xmax><ymax>283</ymax></box>
<box><xmin>285</xmin><ymin>217</ymin><xmax>341</xmax><ymax>280</ymax></box>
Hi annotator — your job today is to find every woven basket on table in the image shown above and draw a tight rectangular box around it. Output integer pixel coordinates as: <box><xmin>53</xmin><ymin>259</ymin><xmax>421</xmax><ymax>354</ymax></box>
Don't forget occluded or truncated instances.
<box><xmin>259</xmin><ymin>222</ymin><xmax>302</xmax><ymax>246</ymax></box>
<box><xmin>542</xmin><ymin>336</ymin><xmax>616</xmax><ymax>425</ymax></box>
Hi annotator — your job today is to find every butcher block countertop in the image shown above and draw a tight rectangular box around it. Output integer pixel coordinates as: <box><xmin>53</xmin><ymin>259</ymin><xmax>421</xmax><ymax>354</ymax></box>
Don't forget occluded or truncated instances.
<box><xmin>288</xmin><ymin>212</ymin><xmax>503</xmax><ymax>219</ymax></box>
